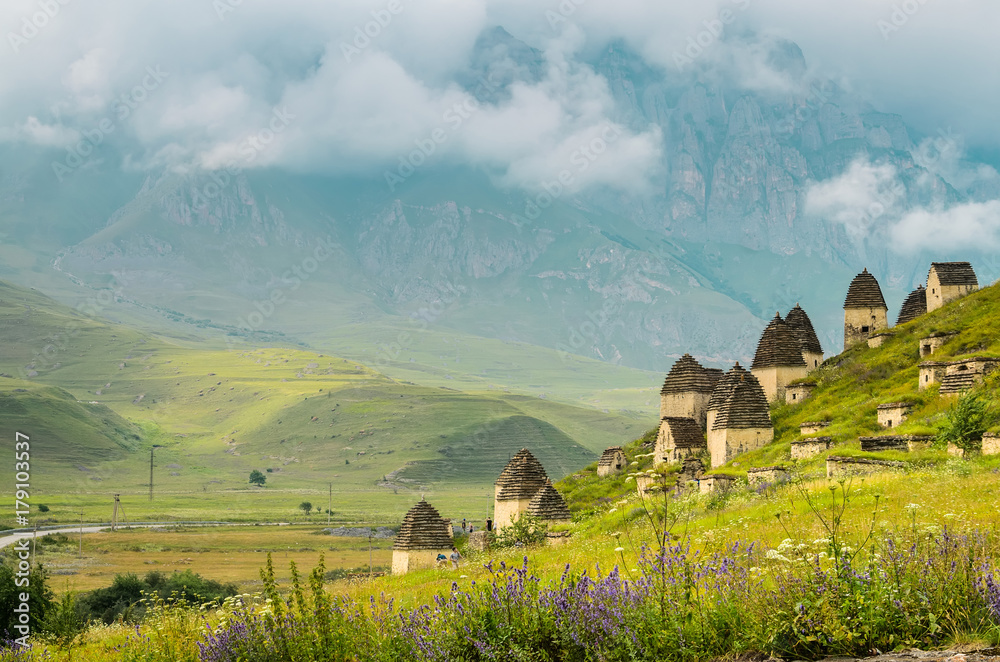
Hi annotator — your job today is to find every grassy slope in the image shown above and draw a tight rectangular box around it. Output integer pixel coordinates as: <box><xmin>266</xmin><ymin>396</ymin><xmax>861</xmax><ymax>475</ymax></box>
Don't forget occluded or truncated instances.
<box><xmin>0</xmin><ymin>280</ymin><xmax>643</xmax><ymax>526</ymax></box>
<box><xmin>375</xmin><ymin>279</ymin><xmax>1000</xmax><ymax>602</ymax></box>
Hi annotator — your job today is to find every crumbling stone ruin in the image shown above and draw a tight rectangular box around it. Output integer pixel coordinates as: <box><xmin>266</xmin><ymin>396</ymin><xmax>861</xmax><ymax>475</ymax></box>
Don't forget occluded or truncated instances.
<box><xmin>392</xmin><ymin>499</ymin><xmax>455</xmax><ymax>575</ymax></box>
<box><xmin>699</xmin><ymin>474</ymin><xmax>735</xmax><ymax>494</ymax></box>
<box><xmin>676</xmin><ymin>456</ymin><xmax>705</xmax><ymax>489</ymax></box>
<box><xmin>877</xmin><ymin>402</ymin><xmax>913</xmax><ymax>428</ymax></box>
<box><xmin>897</xmin><ymin>285</ymin><xmax>927</xmax><ymax>325</ymax></box>
<box><xmin>919</xmin><ymin>332</ymin><xmax>957</xmax><ymax>358</ymax></box>
<box><xmin>927</xmin><ymin>262</ymin><xmax>978</xmax><ymax>312</ymax></box>
<box><xmin>844</xmin><ymin>268</ymin><xmax>888</xmax><ymax>347</ymax></box>
<box><xmin>799</xmin><ymin>420</ymin><xmax>831</xmax><ymax>435</ymax></box>
<box><xmin>493</xmin><ymin>448</ymin><xmax>550</xmax><ymax>530</ymax></box>
<box><xmin>785</xmin><ymin>382</ymin><xmax>815</xmax><ymax>404</ymax></box>
<box><xmin>921</xmin><ymin>358</ymin><xmax>998</xmax><ymax>394</ymax></box>
<box><xmin>826</xmin><ymin>456</ymin><xmax>905</xmax><ymax>479</ymax></box>
<box><xmin>655</xmin><ymin>417</ymin><xmax>706</xmax><ymax>464</ymax></box>
<box><xmin>791</xmin><ymin>436</ymin><xmax>832</xmax><ymax>459</ymax></box>
<box><xmin>746</xmin><ymin>466</ymin><xmax>789</xmax><ymax>485</ymax></box>
<box><xmin>939</xmin><ymin>358</ymin><xmax>998</xmax><ymax>395</ymax></box>
<box><xmin>983</xmin><ymin>433</ymin><xmax>1000</xmax><ymax>455</ymax></box>
<box><xmin>751</xmin><ymin>313</ymin><xmax>808</xmax><ymax>402</ymax></box>
<box><xmin>658</xmin><ymin>354</ymin><xmax>722</xmax><ymax>428</ymax></box>
<box><xmin>707</xmin><ymin>364</ymin><xmax>773</xmax><ymax>468</ymax></box>
<box><xmin>596</xmin><ymin>446</ymin><xmax>626</xmax><ymax>477</ymax></box>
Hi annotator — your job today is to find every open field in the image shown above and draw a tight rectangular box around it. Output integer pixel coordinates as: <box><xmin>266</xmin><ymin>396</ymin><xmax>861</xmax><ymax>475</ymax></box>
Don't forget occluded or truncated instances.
<box><xmin>3</xmin><ymin>525</ymin><xmax>393</xmax><ymax>594</ymax></box>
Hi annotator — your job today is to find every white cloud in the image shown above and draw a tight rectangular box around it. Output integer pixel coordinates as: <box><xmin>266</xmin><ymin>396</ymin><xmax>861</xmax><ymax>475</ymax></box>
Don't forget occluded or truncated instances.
<box><xmin>1</xmin><ymin>0</ymin><xmax>999</xmax><ymax>196</ymax></box>
<box><xmin>803</xmin><ymin>159</ymin><xmax>904</xmax><ymax>239</ymax></box>
<box><xmin>890</xmin><ymin>201</ymin><xmax>1000</xmax><ymax>253</ymax></box>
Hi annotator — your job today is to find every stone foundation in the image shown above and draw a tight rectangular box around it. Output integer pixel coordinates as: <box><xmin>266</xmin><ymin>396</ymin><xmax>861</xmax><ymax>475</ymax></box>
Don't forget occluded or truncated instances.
<box><xmin>826</xmin><ymin>456</ymin><xmax>905</xmax><ymax>479</ymax></box>
<box><xmin>983</xmin><ymin>433</ymin><xmax>1000</xmax><ymax>456</ymax></box>
<box><xmin>699</xmin><ymin>475</ymin><xmax>736</xmax><ymax>494</ymax></box>
<box><xmin>791</xmin><ymin>436</ymin><xmax>833</xmax><ymax>459</ymax></box>
<box><xmin>860</xmin><ymin>436</ymin><xmax>909</xmax><ymax>452</ymax></box>
<box><xmin>746</xmin><ymin>466</ymin><xmax>789</xmax><ymax>485</ymax></box>
<box><xmin>392</xmin><ymin>548</ymin><xmax>454</xmax><ymax>575</ymax></box>
<box><xmin>800</xmin><ymin>421</ymin><xmax>831</xmax><ymax>436</ymax></box>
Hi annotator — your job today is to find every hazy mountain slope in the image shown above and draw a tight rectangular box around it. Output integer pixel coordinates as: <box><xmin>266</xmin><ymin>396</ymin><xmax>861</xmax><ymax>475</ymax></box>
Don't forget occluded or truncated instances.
<box><xmin>0</xmin><ymin>279</ymin><xmax>641</xmax><ymax>502</ymax></box>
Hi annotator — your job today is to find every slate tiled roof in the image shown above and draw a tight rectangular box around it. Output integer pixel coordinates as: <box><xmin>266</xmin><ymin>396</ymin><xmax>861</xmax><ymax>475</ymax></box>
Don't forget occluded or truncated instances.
<box><xmin>785</xmin><ymin>304</ymin><xmax>823</xmax><ymax>356</ymax></box>
<box><xmin>661</xmin><ymin>417</ymin><xmax>705</xmax><ymax>448</ymax></box>
<box><xmin>877</xmin><ymin>402</ymin><xmax>914</xmax><ymax>411</ymax></box>
<box><xmin>752</xmin><ymin>313</ymin><xmax>807</xmax><ymax>368</ymax></box>
<box><xmin>660</xmin><ymin>354</ymin><xmax>724</xmax><ymax>395</ymax></box>
<box><xmin>710</xmin><ymin>367</ymin><xmax>771</xmax><ymax>430</ymax></box>
<box><xmin>526</xmin><ymin>481</ymin><xmax>571</xmax><ymax>522</ymax></box>
<box><xmin>897</xmin><ymin>285</ymin><xmax>927</xmax><ymax>325</ymax></box>
<box><xmin>930</xmin><ymin>262</ymin><xmax>978</xmax><ymax>287</ymax></box>
<box><xmin>393</xmin><ymin>500</ymin><xmax>453</xmax><ymax>551</ymax></box>
<box><xmin>597</xmin><ymin>447</ymin><xmax>625</xmax><ymax>467</ymax></box>
<box><xmin>708</xmin><ymin>362</ymin><xmax>750</xmax><ymax>412</ymax></box>
<box><xmin>844</xmin><ymin>269</ymin><xmax>887</xmax><ymax>309</ymax></box>
<box><xmin>495</xmin><ymin>448</ymin><xmax>549</xmax><ymax>501</ymax></box>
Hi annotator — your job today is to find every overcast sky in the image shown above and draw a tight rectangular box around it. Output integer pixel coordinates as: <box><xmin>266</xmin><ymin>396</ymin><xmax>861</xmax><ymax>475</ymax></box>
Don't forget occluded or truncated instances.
<box><xmin>0</xmin><ymin>0</ymin><xmax>997</xmax><ymax>193</ymax></box>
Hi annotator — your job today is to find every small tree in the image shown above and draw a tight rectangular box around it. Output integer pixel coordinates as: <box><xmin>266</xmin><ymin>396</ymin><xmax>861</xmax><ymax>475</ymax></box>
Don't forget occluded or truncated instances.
<box><xmin>938</xmin><ymin>392</ymin><xmax>995</xmax><ymax>452</ymax></box>
<box><xmin>493</xmin><ymin>513</ymin><xmax>548</xmax><ymax>548</ymax></box>
<box><xmin>299</xmin><ymin>502</ymin><xmax>313</xmax><ymax>516</ymax></box>
<box><xmin>249</xmin><ymin>470</ymin><xmax>266</xmax><ymax>486</ymax></box>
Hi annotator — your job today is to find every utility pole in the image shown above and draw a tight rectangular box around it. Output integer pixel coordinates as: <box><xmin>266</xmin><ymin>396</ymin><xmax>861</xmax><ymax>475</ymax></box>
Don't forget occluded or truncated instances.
<box><xmin>112</xmin><ymin>495</ymin><xmax>118</xmax><ymax>532</ymax></box>
<box><xmin>328</xmin><ymin>483</ymin><xmax>332</xmax><ymax>525</ymax></box>
<box><xmin>149</xmin><ymin>444</ymin><xmax>161</xmax><ymax>502</ymax></box>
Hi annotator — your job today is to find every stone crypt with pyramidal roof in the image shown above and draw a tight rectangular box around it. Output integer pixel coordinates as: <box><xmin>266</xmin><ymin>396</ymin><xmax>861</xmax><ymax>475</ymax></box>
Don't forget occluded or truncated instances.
<box><xmin>493</xmin><ymin>448</ymin><xmax>571</xmax><ymax>530</ymax></box>
<box><xmin>391</xmin><ymin>500</ymin><xmax>454</xmax><ymax>575</ymax></box>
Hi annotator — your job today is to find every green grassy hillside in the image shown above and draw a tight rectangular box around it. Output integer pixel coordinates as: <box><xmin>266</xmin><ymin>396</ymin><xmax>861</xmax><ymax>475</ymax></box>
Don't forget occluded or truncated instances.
<box><xmin>0</xmin><ymin>280</ymin><xmax>643</xmax><ymax>525</ymax></box>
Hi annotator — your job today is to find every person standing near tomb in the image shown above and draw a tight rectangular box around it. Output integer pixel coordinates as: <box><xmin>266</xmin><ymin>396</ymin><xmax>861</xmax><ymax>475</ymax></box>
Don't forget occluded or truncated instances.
<box><xmin>450</xmin><ymin>546</ymin><xmax>461</xmax><ymax>569</ymax></box>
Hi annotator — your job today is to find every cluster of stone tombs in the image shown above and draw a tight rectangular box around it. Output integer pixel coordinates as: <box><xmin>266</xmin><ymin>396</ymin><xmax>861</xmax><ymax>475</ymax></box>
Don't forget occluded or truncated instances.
<box><xmin>645</xmin><ymin>260</ymin><xmax>991</xmax><ymax>491</ymax></box>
